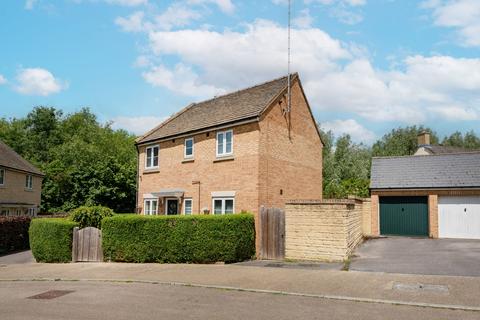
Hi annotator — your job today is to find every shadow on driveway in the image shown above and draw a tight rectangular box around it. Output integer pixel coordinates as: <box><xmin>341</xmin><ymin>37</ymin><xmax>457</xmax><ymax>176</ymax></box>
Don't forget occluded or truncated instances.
<box><xmin>350</xmin><ymin>237</ymin><xmax>480</xmax><ymax>277</ymax></box>
<box><xmin>0</xmin><ymin>250</ymin><xmax>35</xmax><ymax>265</ymax></box>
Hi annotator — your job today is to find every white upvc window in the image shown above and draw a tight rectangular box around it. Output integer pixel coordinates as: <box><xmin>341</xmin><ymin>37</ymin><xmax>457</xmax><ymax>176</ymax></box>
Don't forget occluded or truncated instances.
<box><xmin>0</xmin><ymin>168</ymin><xmax>4</xmax><ymax>185</ymax></box>
<box><xmin>144</xmin><ymin>199</ymin><xmax>158</xmax><ymax>215</ymax></box>
<box><xmin>28</xmin><ymin>208</ymin><xmax>36</xmax><ymax>216</ymax></box>
<box><xmin>145</xmin><ymin>145</ymin><xmax>159</xmax><ymax>169</ymax></box>
<box><xmin>212</xmin><ymin>197</ymin><xmax>235</xmax><ymax>215</ymax></box>
<box><xmin>25</xmin><ymin>175</ymin><xmax>33</xmax><ymax>190</ymax></box>
<box><xmin>184</xmin><ymin>138</ymin><xmax>194</xmax><ymax>158</ymax></box>
<box><xmin>216</xmin><ymin>130</ymin><xmax>233</xmax><ymax>157</ymax></box>
<box><xmin>183</xmin><ymin>198</ymin><xmax>193</xmax><ymax>215</ymax></box>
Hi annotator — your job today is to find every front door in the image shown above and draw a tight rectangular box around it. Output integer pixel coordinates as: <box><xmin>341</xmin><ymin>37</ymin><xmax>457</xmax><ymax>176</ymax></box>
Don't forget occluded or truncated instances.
<box><xmin>166</xmin><ymin>199</ymin><xmax>179</xmax><ymax>215</ymax></box>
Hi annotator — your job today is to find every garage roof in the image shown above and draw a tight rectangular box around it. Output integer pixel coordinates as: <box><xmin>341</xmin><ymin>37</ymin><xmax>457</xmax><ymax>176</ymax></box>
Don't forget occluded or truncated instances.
<box><xmin>370</xmin><ymin>152</ymin><xmax>480</xmax><ymax>189</ymax></box>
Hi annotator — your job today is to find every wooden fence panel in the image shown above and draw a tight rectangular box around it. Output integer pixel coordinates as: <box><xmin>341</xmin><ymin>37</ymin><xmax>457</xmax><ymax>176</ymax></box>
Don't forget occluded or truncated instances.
<box><xmin>259</xmin><ymin>207</ymin><xmax>285</xmax><ymax>260</ymax></box>
<box><xmin>72</xmin><ymin>227</ymin><xmax>103</xmax><ymax>262</ymax></box>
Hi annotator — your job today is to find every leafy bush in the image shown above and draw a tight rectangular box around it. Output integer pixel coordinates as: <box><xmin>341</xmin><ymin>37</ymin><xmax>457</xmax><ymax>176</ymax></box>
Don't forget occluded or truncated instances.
<box><xmin>102</xmin><ymin>214</ymin><xmax>255</xmax><ymax>263</ymax></box>
<box><xmin>69</xmin><ymin>206</ymin><xmax>114</xmax><ymax>229</ymax></box>
<box><xmin>0</xmin><ymin>216</ymin><xmax>31</xmax><ymax>255</ymax></box>
<box><xmin>29</xmin><ymin>218</ymin><xmax>78</xmax><ymax>263</ymax></box>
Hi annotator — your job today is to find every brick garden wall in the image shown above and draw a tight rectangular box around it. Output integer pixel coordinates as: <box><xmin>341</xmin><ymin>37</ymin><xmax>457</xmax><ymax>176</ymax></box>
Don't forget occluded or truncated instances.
<box><xmin>285</xmin><ymin>199</ymin><xmax>366</xmax><ymax>262</ymax></box>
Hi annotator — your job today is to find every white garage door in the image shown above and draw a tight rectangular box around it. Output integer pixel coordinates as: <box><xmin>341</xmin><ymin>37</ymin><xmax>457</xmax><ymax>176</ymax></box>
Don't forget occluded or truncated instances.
<box><xmin>438</xmin><ymin>196</ymin><xmax>480</xmax><ymax>239</ymax></box>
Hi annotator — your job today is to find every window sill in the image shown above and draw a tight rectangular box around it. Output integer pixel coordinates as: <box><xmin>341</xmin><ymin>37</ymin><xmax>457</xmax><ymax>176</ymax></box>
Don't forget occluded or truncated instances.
<box><xmin>24</xmin><ymin>188</ymin><xmax>33</xmax><ymax>192</ymax></box>
<box><xmin>182</xmin><ymin>158</ymin><xmax>194</xmax><ymax>163</ymax></box>
<box><xmin>213</xmin><ymin>156</ymin><xmax>235</xmax><ymax>163</ymax></box>
<box><xmin>143</xmin><ymin>169</ymin><xmax>160</xmax><ymax>174</ymax></box>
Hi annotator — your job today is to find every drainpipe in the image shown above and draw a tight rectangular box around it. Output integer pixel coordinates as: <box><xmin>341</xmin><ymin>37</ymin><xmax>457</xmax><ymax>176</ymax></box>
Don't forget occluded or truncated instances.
<box><xmin>135</xmin><ymin>144</ymin><xmax>140</xmax><ymax>214</ymax></box>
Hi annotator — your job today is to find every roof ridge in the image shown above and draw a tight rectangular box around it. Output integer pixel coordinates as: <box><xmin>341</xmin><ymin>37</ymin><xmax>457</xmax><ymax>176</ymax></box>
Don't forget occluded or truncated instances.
<box><xmin>0</xmin><ymin>139</ymin><xmax>44</xmax><ymax>175</ymax></box>
<box><xmin>136</xmin><ymin>103</ymin><xmax>196</xmax><ymax>142</ymax></box>
<box><xmin>191</xmin><ymin>73</ymin><xmax>295</xmax><ymax>107</ymax></box>
<box><xmin>372</xmin><ymin>150</ymin><xmax>480</xmax><ymax>159</ymax></box>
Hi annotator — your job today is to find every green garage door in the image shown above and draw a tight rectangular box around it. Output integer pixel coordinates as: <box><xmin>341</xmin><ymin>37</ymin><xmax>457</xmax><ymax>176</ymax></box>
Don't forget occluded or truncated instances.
<box><xmin>380</xmin><ymin>196</ymin><xmax>429</xmax><ymax>237</ymax></box>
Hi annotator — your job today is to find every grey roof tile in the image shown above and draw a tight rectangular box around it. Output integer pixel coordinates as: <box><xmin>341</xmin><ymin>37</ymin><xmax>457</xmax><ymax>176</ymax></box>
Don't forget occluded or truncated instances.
<box><xmin>0</xmin><ymin>140</ymin><xmax>44</xmax><ymax>176</ymax></box>
<box><xmin>136</xmin><ymin>74</ymin><xmax>293</xmax><ymax>144</ymax></box>
<box><xmin>370</xmin><ymin>152</ymin><xmax>480</xmax><ymax>189</ymax></box>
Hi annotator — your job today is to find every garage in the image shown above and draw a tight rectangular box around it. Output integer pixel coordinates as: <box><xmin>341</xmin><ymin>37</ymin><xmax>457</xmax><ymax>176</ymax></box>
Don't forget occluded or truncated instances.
<box><xmin>439</xmin><ymin>196</ymin><xmax>480</xmax><ymax>239</ymax></box>
<box><xmin>380</xmin><ymin>196</ymin><xmax>429</xmax><ymax>237</ymax></box>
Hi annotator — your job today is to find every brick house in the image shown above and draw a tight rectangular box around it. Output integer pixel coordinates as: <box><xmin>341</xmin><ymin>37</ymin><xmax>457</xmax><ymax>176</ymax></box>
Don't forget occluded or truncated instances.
<box><xmin>370</xmin><ymin>132</ymin><xmax>480</xmax><ymax>239</ymax></box>
<box><xmin>135</xmin><ymin>73</ymin><xmax>323</xmax><ymax>218</ymax></box>
<box><xmin>0</xmin><ymin>140</ymin><xmax>44</xmax><ymax>216</ymax></box>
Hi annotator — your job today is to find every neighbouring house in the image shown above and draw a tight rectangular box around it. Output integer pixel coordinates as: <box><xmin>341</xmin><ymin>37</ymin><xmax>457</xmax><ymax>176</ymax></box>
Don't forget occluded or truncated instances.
<box><xmin>414</xmin><ymin>131</ymin><xmax>470</xmax><ymax>155</ymax></box>
<box><xmin>369</xmin><ymin>131</ymin><xmax>480</xmax><ymax>239</ymax></box>
<box><xmin>0</xmin><ymin>140</ymin><xmax>44</xmax><ymax>216</ymax></box>
<box><xmin>135</xmin><ymin>73</ymin><xmax>323</xmax><ymax>218</ymax></box>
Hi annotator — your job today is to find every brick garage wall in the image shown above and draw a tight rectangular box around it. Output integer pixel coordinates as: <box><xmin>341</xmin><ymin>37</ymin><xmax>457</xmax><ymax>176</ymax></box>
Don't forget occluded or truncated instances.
<box><xmin>285</xmin><ymin>199</ymin><xmax>365</xmax><ymax>262</ymax></box>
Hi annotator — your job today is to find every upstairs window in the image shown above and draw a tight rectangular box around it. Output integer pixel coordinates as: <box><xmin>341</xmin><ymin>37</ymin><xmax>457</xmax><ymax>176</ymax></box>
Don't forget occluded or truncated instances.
<box><xmin>216</xmin><ymin>130</ymin><xmax>233</xmax><ymax>157</ymax></box>
<box><xmin>0</xmin><ymin>168</ymin><xmax>4</xmax><ymax>185</ymax></box>
<box><xmin>25</xmin><ymin>175</ymin><xmax>33</xmax><ymax>190</ymax></box>
<box><xmin>184</xmin><ymin>138</ymin><xmax>194</xmax><ymax>158</ymax></box>
<box><xmin>145</xmin><ymin>145</ymin><xmax>159</xmax><ymax>169</ymax></box>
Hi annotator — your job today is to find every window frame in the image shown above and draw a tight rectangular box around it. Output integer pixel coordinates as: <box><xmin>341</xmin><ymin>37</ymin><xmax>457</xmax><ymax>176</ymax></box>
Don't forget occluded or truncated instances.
<box><xmin>216</xmin><ymin>130</ymin><xmax>233</xmax><ymax>157</ymax></box>
<box><xmin>183</xmin><ymin>198</ymin><xmax>193</xmax><ymax>215</ymax></box>
<box><xmin>145</xmin><ymin>145</ymin><xmax>160</xmax><ymax>169</ymax></box>
<box><xmin>144</xmin><ymin>198</ymin><xmax>158</xmax><ymax>215</ymax></box>
<box><xmin>184</xmin><ymin>137</ymin><xmax>194</xmax><ymax>159</ymax></box>
<box><xmin>212</xmin><ymin>197</ymin><xmax>235</xmax><ymax>215</ymax></box>
<box><xmin>0</xmin><ymin>168</ymin><xmax>4</xmax><ymax>186</ymax></box>
<box><xmin>25</xmin><ymin>174</ymin><xmax>33</xmax><ymax>190</ymax></box>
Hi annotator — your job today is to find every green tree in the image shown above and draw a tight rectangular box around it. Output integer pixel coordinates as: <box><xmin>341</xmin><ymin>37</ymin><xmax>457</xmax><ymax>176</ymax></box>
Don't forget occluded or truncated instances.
<box><xmin>372</xmin><ymin>126</ymin><xmax>439</xmax><ymax>157</ymax></box>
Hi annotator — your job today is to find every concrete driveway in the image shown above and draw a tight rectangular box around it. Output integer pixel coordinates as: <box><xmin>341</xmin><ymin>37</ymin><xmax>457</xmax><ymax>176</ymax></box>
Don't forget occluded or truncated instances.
<box><xmin>350</xmin><ymin>237</ymin><xmax>480</xmax><ymax>277</ymax></box>
<box><xmin>0</xmin><ymin>250</ymin><xmax>35</xmax><ymax>265</ymax></box>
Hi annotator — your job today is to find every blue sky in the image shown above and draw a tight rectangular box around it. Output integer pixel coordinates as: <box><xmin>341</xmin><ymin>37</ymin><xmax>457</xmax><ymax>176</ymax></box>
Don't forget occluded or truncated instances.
<box><xmin>1</xmin><ymin>0</ymin><xmax>479</xmax><ymax>143</ymax></box>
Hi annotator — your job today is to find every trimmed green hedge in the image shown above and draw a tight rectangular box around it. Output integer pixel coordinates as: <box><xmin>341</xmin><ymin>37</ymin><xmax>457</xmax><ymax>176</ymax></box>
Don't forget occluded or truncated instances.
<box><xmin>29</xmin><ymin>218</ymin><xmax>78</xmax><ymax>263</ymax></box>
<box><xmin>102</xmin><ymin>214</ymin><xmax>255</xmax><ymax>263</ymax></box>
<box><xmin>0</xmin><ymin>216</ymin><xmax>31</xmax><ymax>255</ymax></box>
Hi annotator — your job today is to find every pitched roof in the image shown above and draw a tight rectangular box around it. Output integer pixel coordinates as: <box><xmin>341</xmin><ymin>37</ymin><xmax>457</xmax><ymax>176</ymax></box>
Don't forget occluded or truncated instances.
<box><xmin>137</xmin><ymin>74</ymin><xmax>294</xmax><ymax>144</ymax></box>
<box><xmin>370</xmin><ymin>152</ymin><xmax>480</xmax><ymax>189</ymax></box>
<box><xmin>0</xmin><ymin>140</ymin><xmax>44</xmax><ymax>176</ymax></box>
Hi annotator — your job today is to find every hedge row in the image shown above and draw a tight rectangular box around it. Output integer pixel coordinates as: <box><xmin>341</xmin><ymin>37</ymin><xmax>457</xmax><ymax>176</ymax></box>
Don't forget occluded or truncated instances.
<box><xmin>29</xmin><ymin>218</ymin><xmax>78</xmax><ymax>263</ymax></box>
<box><xmin>0</xmin><ymin>216</ymin><xmax>31</xmax><ymax>255</ymax></box>
<box><xmin>102</xmin><ymin>214</ymin><xmax>255</xmax><ymax>263</ymax></box>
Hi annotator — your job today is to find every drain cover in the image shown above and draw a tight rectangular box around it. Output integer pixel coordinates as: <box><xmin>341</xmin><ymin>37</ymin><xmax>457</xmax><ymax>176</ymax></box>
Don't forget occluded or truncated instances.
<box><xmin>28</xmin><ymin>290</ymin><xmax>74</xmax><ymax>300</ymax></box>
<box><xmin>392</xmin><ymin>283</ymin><xmax>449</xmax><ymax>293</ymax></box>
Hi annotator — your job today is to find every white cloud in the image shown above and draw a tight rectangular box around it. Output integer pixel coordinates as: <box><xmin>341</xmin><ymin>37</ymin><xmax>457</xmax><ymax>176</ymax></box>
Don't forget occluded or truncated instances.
<box><xmin>188</xmin><ymin>0</ymin><xmax>235</xmax><ymax>14</ymax></box>
<box><xmin>137</xmin><ymin>20</ymin><xmax>480</xmax><ymax>124</ymax></box>
<box><xmin>111</xmin><ymin>116</ymin><xmax>167</xmax><ymax>135</ymax></box>
<box><xmin>302</xmin><ymin>0</ymin><xmax>366</xmax><ymax>24</ymax></box>
<box><xmin>142</xmin><ymin>63</ymin><xmax>224</xmax><ymax>98</ymax></box>
<box><xmin>25</xmin><ymin>0</ymin><xmax>37</xmax><ymax>10</ymax></box>
<box><xmin>0</xmin><ymin>75</ymin><xmax>6</xmax><ymax>85</ymax></box>
<box><xmin>423</xmin><ymin>0</ymin><xmax>480</xmax><ymax>47</ymax></box>
<box><xmin>15</xmin><ymin>68</ymin><xmax>65</xmax><ymax>96</ymax></box>
<box><xmin>293</xmin><ymin>9</ymin><xmax>314</xmax><ymax>28</ymax></box>
<box><xmin>154</xmin><ymin>4</ymin><xmax>202</xmax><ymax>31</ymax></box>
<box><xmin>320</xmin><ymin>119</ymin><xmax>376</xmax><ymax>143</ymax></box>
<box><xmin>104</xmin><ymin>0</ymin><xmax>147</xmax><ymax>6</ymax></box>
<box><xmin>115</xmin><ymin>11</ymin><xmax>145</xmax><ymax>32</ymax></box>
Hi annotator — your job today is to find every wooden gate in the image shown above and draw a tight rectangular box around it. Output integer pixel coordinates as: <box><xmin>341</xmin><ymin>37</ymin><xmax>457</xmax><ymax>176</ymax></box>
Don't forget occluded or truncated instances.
<box><xmin>72</xmin><ymin>227</ymin><xmax>103</xmax><ymax>262</ymax></box>
<box><xmin>259</xmin><ymin>207</ymin><xmax>285</xmax><ymax>260</ymax></box>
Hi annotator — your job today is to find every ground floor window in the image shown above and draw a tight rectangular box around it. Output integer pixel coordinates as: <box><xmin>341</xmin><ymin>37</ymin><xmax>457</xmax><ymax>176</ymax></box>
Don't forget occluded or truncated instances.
<box><xmin>183</xmin><ymin>198</ymin><xmax>192</xmax><ymax>215</ymax></box>
<box><xmin>0</xmin><ymin>209</ymin><xmax>8</xmax><ymax>216</ymax></box>
<box><xmin>212</xmin><ymin>197</ymin><xmax>234</xmax><ymax>215</ymax></box>
<box><xmin>144</xmin><ymin>199</ymin><xmax>158</xmax><ymax>215</ymax></box>
<box><xmin>28</xmin><ymin>208</ymin><xmax>36</xmax><ymax>216</ymax></box>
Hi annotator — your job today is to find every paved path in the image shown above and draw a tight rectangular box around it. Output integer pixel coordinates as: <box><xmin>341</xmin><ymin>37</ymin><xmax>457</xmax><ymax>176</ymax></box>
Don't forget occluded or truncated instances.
<box><xmin>351</xmin><ymin>237</ymin><xmax>480</xmax><ymax>277</ymax></box>
<box><xmin>1</xmin><ymin>262</ymin><xmax>480</xmax><ymax>312</ymax></box>
<box><xmin>1</xmin><ymin>280</ymin><xmax>478</xmax><ymax>320</ymax></box>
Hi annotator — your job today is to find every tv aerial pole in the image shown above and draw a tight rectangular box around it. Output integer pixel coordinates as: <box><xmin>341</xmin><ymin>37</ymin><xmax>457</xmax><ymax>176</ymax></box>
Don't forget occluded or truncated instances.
<box><xmin>287</xmin><ymin>0</ymin><xmax>292</xmax><ymax>113</ymax></box>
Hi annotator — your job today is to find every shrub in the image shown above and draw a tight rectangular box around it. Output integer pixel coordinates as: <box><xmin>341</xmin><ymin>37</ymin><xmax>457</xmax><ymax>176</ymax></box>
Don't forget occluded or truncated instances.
<box><xmin>69</xmin><ymin>206</ymin><xmax>114</xmax><ymax>229</ymax></box>
<box><xmin>29</xmin><ymin>218</ymin><xmax>78</xmax><ymax>263</ymax></box>
<box><xmin>0</xmin><ymin>216</ymin><xmax>31</xmax><ymax>255</ymax></box>
<box><xmin>102</xmin><ymin>214</ymin><xmax>255</xmax><ymax>263</ymax></box>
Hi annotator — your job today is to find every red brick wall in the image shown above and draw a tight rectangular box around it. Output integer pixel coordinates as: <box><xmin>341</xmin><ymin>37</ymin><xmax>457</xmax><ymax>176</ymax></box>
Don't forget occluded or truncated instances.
<box><xmin>258</xmin><ymin>79</ymin><xmax>323</xmax><ymax>209</ymax></box>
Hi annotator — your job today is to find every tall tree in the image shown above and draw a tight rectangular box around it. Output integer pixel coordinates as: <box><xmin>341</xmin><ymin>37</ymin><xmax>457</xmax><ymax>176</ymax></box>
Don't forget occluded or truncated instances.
<box><xmin>372</xmin><ymin>126</ymin><xmax>439</xmax><ymax>157</ymax></box>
